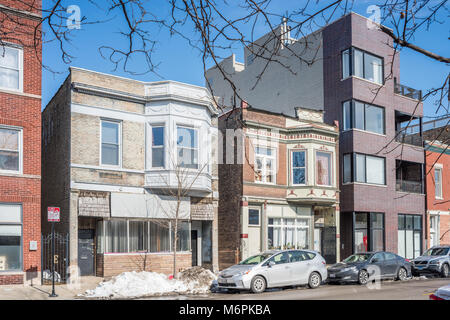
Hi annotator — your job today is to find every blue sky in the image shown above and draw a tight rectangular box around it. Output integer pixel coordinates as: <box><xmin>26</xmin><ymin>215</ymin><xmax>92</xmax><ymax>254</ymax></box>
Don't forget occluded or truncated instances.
<box><xmin>42</xmin><ymin>1</ymin><xmax>449</xmax><ymax>118</ymax></box>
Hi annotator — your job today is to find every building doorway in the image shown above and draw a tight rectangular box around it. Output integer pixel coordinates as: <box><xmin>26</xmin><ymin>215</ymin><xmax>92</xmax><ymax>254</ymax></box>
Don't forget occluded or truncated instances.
<box><xmin>78</xmin><ymin>229</ymin><xmax>95</xmax><ymax>276</ymax></box>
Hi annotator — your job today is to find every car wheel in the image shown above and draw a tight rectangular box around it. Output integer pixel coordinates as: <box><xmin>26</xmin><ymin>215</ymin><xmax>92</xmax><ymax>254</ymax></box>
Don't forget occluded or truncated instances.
<box><xmin>358</xmin><ymin>269</ymin><xmax>369</xmax><ymax>285</ymax></box>
<box><xmin>440</xmin><ymin>264</ymin><xmax>449</xmax><ymax>278</ymax></box>
<box><xmin>308</xmin><ymin>272</ymin><xmax>322</xmax><ymax>289</ymax></box>
<box><xmin>397</xmin><ymin>267</ymin><xmax>408</xmax><ymax>281</ymax></box>
<box><xmin>250</xmin><ymin>275</ymin><xmax>266</xmax><ymax>294</ymax></box>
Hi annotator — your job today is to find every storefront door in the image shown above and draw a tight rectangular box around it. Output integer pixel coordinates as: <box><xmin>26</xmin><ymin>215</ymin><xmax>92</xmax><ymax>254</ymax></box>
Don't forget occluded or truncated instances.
<box><xmin>78</xmin><ymin>229</ymin><xmax>95</xmax><ymax>276</ymax></box>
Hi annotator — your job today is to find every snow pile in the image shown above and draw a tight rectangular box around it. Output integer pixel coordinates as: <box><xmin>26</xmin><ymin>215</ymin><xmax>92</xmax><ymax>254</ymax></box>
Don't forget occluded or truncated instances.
<box><xmin>83</xmin><ymin>267</ymin><xmax>216</xmax><ymax>299</ymax></box>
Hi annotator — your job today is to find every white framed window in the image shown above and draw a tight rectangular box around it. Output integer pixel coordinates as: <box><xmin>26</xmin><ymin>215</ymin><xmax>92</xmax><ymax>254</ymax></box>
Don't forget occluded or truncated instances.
<box><xmin>316</xmin><ymin>151</ymin><xmax>332</xmax><ymax>186</ymax></box>
<box><xmin>101</xmin><ymin>120</ymin><xmax>121</xmax><ymax>167</ymax></box>
<box><xmin>0</xmin><ymin>45</ymin><xmax>23</xmax><ymax>92</ymax></box>
<box><xmin>268</xmin><ymin>217</ymin><xmax>310</xmax><ymax>250</ymax></box>
<box><xmin>151</xmin><ymin>126</ymin><xmax>165</xmax><ymax>168</ymax></box>
<box><xmin>0</xmin><ymin>126</ymin><xmax>22</xmax><ymax>174</ymax></box>
<box><xmin>177</xmin><ymin>126</ymin><xmax>198</xmax><ymax>169</ymax></box>
<box><xmin>0</xmin><ymin>204</ymin><xmax>22</xmax><ymax>271</ymax></box>
<box><xmin>291</xmin><ymin>150</ymin><xmax>306</xmax><ymax>185</ymax></box>
<box><xmin>254</xmin><ymin>146</ymin><xmax>276</xmax><ymax>184</ymax></box>
<box><xmin>248</xmin><ymin>208</ymin><xmax>260</xmax><ymax>226</ymax></box>
<box><xmin>434</xmin><ymin>167</ymin><xmax>443</xmax><ymax>199</ymax></box>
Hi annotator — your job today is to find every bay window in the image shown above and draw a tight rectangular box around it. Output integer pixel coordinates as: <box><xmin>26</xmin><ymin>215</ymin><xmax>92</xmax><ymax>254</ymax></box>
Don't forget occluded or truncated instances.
<box><xmin>316</xmin><ymin>151</ymin><xmax>332</xmax><ymax>186</ymax></box>
<box><xmin>0</xmin><ymin>45</ymin><xmax>22</xmax><ymax>91</ymax></box>
<box><xmin>151</xmin><ymin>126</ymin><xmax>164</xmax><ymax>168</ymax></box>
<box><xmin>398</xmin><ymin>214</ymin><xmax>422</xmax><ymax>259</ymax></box>
<box><xmin>291</xmin><ymin>150</ymin><xmax>306</xmax><ymax>185</ymax></box>
<box><xmin>255</xmin><ymin>146</ymin><xmax>276</xmax><ymax>183</ymax></box>
<box><xmin>0</xmin><ymin>204</ymin><xmax>22</xmax><ymax>271</ymax></box>
<box><xmin>268</xmin><ymin>218</ymin><xmax>310</xmax><ymax>250</ymax></box>
<box><xmin>342</xmin><ymin>100</ymin><xmax>385</xmax><ymax>135</ymax></box>
<box><xmin>177</xmin><ymin>126</ymin><xmax>198</xmax><ymax>169</ymax></box>
<box><xmin>101</xmin><ymin>120</ymin><xmax>121</xmax><ymax>166</ymax></box>
<box><xmin>343</xmin><ymin>153</ymin><xmax>385</xmax><ymax>185</ymax></box>
<box><xmin>0</xmin><ymin>126</ymin><xmax>22</xmax><ymax>173</ymax></box>
<box><xmin>342</xmin><ymin>47</ymin><xmax>383</xmax><ymax>84</ymax></box>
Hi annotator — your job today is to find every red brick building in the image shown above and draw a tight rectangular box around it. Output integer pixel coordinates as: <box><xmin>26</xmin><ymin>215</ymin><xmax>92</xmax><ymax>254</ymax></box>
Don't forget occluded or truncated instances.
<box><xmin>425</xmin><ymin>140</ymin><xmax>450</xmax><ymax>247</ymax></box>
<box><xmin>0</xmin><ymin>1</ymin><xmax>41</xmax><ymax>284</ymax></box>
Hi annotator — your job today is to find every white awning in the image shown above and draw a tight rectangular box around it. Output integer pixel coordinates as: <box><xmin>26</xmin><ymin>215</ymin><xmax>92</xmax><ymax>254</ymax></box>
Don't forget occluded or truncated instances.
<box><xmin>110</xmin><ymin>192</ymin><xmax>190</xmax><ymax>219</ymax></box>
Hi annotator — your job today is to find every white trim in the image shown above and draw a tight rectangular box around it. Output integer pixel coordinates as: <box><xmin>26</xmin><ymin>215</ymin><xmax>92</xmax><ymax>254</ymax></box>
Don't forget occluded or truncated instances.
<box><xmin>248</xmin><ymin>207</ymin><xmax>261</xmax><ymax>227</ymax></box>
<box><xmin>70</xmin><ymin>181</ymin><xmax>145</xmax><ymax>193</ymax></box>
<box><xmin>0</xmin><ymin>125</ymin><xmax>23</xmax><ymax>175</ymax></box>
<box><xmin>71</xmin><ymin>163</ymin><xmax>144</xmax><ymax>174</ymax></box>
<box><xmin>0</xmin><ymin>45</ymin><xmax>23</xmax><ymax>93</ymax></box>
<box><xmin>100</xmin><ymin>119</ymin><xmax>122</xmax><ymax>168</ymax></box>
<box><xmin>434</xmin><ymin>166</ymin><xmax>443</xmax><ymax>200</ymax></box>
<box><xmin>71</xmin><ymin>103</ymin><xmax>145</xmax><ymax>123</ymax></box>
<box><xmin>428</xmin><ymin>210</ymin><xmax>450</xmax><ymax>216</ymax></box>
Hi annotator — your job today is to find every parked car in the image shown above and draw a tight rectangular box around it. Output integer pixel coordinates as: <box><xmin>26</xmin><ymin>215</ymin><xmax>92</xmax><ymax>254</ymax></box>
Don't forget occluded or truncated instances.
<box><xmin>217</xmin><ymin>249</ymin><xmax>328</xmax><ymax>293</ymax></box>
<box><xmin>430</xmin><ymin>284</ymin><xmax>450</xmax><ymax>300</ymax></box>
<box><xmin>327</xmin><ymin>251</ymin><xmax>412</xmax><ymax>285</ymax></box>
<box><xmin>411</xmin><ymin>246</ymin><xmax>450</xmax><ymax>278</ymax></box>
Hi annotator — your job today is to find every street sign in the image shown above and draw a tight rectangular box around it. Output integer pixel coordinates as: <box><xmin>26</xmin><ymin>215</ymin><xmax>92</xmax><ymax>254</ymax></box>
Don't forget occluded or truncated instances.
<box><xmin>48</xmin><ymin>207</ymin><xmax>60</xmax><ymax>222</ymax></box>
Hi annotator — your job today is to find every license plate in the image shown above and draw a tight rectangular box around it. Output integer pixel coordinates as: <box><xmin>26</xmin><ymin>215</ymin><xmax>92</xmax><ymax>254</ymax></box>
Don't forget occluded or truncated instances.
<box><xmin>415</xmin><ymin>266</ymin><xmax>425</xmax><ymax>270</ymax></box>
<box><xmin>329</xmin><ymin>274</ymin><xmax>336</xmax><ymax>278</ymax></box>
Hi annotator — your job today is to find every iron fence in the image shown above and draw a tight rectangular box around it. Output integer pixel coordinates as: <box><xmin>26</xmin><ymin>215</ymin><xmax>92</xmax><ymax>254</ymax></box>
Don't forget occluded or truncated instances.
<box><xmin>41</xmin><ymin>233</ymin><xmax>69</xmax><ymax>284</ymax></box>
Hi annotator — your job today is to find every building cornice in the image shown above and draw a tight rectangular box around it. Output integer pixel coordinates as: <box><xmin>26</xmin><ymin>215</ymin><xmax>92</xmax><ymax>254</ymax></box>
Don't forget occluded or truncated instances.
<box><xmin>0</xmin><ymin>4</ymin><xmax>42</xmax><ymax>21</ymax></box>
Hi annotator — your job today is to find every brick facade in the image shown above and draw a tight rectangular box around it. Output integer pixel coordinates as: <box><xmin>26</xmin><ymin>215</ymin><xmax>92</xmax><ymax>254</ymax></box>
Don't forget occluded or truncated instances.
<box><xmin>0</xmin><ymin>0</ymin><xmax>41</xmax><ymax>285</ymax></box>
<box><xmin>425</xmin><ymin>141</ymin><xmax>450</xmax><ymax>247</ymax></box>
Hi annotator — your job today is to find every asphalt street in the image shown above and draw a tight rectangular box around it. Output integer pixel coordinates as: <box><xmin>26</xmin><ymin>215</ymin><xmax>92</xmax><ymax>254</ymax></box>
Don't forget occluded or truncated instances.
<box><xmin>146</xmin><ymin>277</ymin><xmax>449</xmax><ymax>300</ymax></box>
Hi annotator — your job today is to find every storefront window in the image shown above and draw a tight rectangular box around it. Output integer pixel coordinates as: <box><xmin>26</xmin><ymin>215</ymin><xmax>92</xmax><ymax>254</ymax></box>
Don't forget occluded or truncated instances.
<box><xmin>268</xmin><ymin>218</ymin><xmax>309</xmax><ymax>250</ymax></box>
<box><xmin>0</xmin><ymin>204</ymin><xmax>22</xmax><ymax>271</ymax></box>
<box><xmin>353</xmin><ymin>212</ymin><xmax>384</xmax><ymax>253</ymax></box>
<box><xmin>398</xmin><ymin>214</ymin><xmax>422</xmax><ymax>259</ymax></box>
<box><xmin>97</xmin><ymin>219</ymin><xmax>190</xmax><ymax>253</ymax></box>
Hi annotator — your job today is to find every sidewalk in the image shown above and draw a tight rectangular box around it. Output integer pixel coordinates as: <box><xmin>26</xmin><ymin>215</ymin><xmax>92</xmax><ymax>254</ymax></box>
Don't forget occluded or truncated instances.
<box><xmin>0</xmin><ymin>276</ymin><xmax>102</xmax><ymax>300</ymax></box>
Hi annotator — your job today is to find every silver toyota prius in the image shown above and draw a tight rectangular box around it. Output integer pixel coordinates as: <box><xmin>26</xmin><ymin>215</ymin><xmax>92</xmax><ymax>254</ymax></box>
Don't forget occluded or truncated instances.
<box><xmin>217</xmin><ymin>249</ymin><xmax>328</xmax><ymax>293</ymax></box>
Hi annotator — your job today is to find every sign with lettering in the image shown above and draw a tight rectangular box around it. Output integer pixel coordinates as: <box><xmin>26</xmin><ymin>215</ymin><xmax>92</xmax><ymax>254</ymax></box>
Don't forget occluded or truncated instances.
<box><xmin>47</xmin><ymin>207</ymin><xmax>60</xmax><ymax>222</ymax></box>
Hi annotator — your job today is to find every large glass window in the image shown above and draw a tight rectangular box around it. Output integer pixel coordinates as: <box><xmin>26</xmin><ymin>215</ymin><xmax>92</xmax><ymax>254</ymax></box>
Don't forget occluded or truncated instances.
<box><xmin>0</xmin><ymin>46</ymin><xmax>22</xmax><ymax>91</ymax></box>
<box><xmin>316</xmin><ymin>151</ymin><xmax>332</xmax><ymax>186</ymax></box>
<box><xmin>255</xmin><ymin>146</ymin><xmax>276</xmax><ymax>183</ymax></box>
<box><xmin>353</xmin><ymin>212</ymin><xmax>384</xmax><ymax>253</ymax></box>
<box><xmin>343</xmin><ymin>153</ymin><xmax>385</xmax><ymax>185</ymax></box>
<box><xmin>97</xmin><ymin>219</ymin><xmax>190</xmax><ymax>253</ymax></box>
<box><xmin>151</xmin><ymin>126</ymin><xmax>164</xmax><ymax>168</ymax></box>
<box><xmin>435</xmin><ymin>167</ymin><xmax>442</xmax><ymax>199</ymax></box>
<box><xmin>0</xmin><ymin>204</ymin><xmax>22</xmax><ymax>271</ymax></box>
<box><xmin>177</xmin><ymin>126</ymin><xmax>198</xmax><ymax>169</ymax></box>
<box><xmin>342</xmin><ymin>47</ymin><xmax>383</xmax><ymax>84</ymax></box>
<box><xmin>291</xmin><ymin>150</ymin><xmax>306</xmax><ymax>185</ymax></box>
<box><xmin>248</xmin><ymin>208</ymin><xmax>260</xmax><ymax>225</ymax></box>
<box><xmin>268</xmin><ymin>218</ymin><xmax>310</xmax><ymax>250</ymax></box>
<box><xmin>342</xmin><ymin>100</ymin><xmax>385</xmax><ymax>134</ymax></box>
<box><xmin>0</xmin><ymin>127</ymin><xmax>21</xmax><ymax>172</ymax></box>
<box><xmin>101</xmin><ymin>120</ymin><xmax>120</xmax><ymax>166</ymax></box>
<box><xmin>398</xmin><ymin>214</ymin><xmax>422</xmax><ymax>259</ymax></box>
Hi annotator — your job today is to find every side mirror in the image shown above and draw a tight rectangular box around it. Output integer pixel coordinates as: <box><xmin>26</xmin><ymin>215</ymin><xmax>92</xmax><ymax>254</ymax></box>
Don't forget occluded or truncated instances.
<box><xmin>371</xmin><ymin>258</ymin><xmax>379</xmax><ymax>263</ymax></box>
<box><xmin>267</xmin><ymin>261</ymin><xmax>275</xmax><ymax>268</ymax></box>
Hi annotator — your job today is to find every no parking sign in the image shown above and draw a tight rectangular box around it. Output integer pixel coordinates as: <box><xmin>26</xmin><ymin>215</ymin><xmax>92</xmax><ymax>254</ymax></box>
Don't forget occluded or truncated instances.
<box><xmin>47</xmin><ymin>207</ymin><xmax>60</xmax><ymax>222</ymax></box>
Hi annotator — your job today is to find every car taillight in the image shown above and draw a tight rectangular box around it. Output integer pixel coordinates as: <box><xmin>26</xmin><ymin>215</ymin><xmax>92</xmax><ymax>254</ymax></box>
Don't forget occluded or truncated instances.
<box><xmin>405</xmin><ymin>259</ymin><xmax>410</xmax><ymax>262</ymax></box>
<box><xmin>429</xmin><ymin>294</ymin><xmax>444</xmax><ymax>300</ymax></box>
<box><xmin>322</xmin><ymin>261</ymin><xmax>326</xmax><ymax>265</ymax></box>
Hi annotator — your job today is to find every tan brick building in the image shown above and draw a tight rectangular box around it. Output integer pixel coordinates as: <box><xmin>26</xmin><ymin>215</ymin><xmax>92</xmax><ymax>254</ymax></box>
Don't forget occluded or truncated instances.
<box><xmin>42</xmin><ymin>67</ymin><xmax>219</xmax><ymax>277</ymax></box>
<box><xmin>218</xmin><ymin>105</ymin><xmax>339</xmax><ymax>269</ymax></box>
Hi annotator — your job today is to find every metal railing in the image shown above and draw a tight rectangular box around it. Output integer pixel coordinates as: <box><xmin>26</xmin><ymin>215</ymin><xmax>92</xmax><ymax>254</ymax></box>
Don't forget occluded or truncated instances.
<box><xmin>395</xmin><ymin>130</ymin><xmax>423</xmax><ymax>147</ymax></box>
<box><xmin>396</xmin><ymin>180</ymin><xmax>423</xmax><ymax>194</ymax></box>
<box><xmin>394</xmin><ymin>82</ymin><xmax>422</xmax><ymax>100</ymax></box>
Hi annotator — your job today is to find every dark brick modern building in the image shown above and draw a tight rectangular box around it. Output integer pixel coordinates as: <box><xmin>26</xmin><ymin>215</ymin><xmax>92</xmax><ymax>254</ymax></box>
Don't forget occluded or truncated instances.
<box><xmin>208</xmin><ymin>12</ymin><xmax>426</xmax><ymax>262</ymax></box>
<box><xmin>0</xmin><ymin>1</ymin><xmax>42</xmax><ymax>284</ymax></box>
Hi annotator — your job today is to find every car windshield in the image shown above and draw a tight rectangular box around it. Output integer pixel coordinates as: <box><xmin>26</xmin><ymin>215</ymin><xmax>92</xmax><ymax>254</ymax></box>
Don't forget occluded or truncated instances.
<box><xmin>343</xmin><ymin>254</ymin><xmax>372</xmax><ymax>263</ymax></box>
<box><xmin>239</xmin><ymin>253</ymin><xmax>274</xmax><ymax>265</ymax></box>
<box><xmin>423</xmin><ymin>248</ymin><xmax>449</xmax><ymax>256</ymax></box>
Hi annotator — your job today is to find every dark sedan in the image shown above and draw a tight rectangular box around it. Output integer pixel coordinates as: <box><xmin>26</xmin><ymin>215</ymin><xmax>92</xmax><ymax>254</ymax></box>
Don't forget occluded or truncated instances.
<box><xmin>327</xmin><ymin>251</ymin><xmax>412</xmax><ymax>285</ymax></box>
